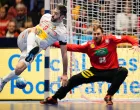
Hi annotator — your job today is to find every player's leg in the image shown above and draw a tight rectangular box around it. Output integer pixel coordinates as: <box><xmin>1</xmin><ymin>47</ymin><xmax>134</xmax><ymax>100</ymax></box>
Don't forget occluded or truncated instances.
<box><xmin>106</xmin><ymin>67</ymin><xmax>128</xmax><ymax>96</ymax></box>
<box><xmin>0</xmin><ymin>50</ymin><xmax>31</xmax><ymax>92</ymax></box>
<box><xmin>0</xmin><ymin>29</ymin><xmax>40</xmax><ymax>92</ymax></box>
<box><xmin>104</xmin><ymin>67</ymin><xmax>128</xmax><ymax>105</ymax></box>
<box><xmin>25</xmin><ymin>28</ymin><xmax>40</xmax><ymax>62</ymax></box>
<box><xmin>0</xmin><ymin>48</ymin><xmax>40</xmax><ymax>92</ymax></box>
<box><xmin>40</xmin><ymin>69</ymin><xmax>95</xmax><ymax>104</ymax></box>
<box><xmin>0</xmin><ymin>30</ymin><xmax>28</xmax><ymax>92</ymax></box>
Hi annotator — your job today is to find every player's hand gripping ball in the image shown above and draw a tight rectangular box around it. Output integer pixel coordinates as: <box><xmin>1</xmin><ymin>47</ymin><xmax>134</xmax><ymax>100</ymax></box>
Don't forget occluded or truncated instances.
<box><xmin>16</xmin><ymin>77</ymin><xmax>27</xmax><ymax>89</ymax></box>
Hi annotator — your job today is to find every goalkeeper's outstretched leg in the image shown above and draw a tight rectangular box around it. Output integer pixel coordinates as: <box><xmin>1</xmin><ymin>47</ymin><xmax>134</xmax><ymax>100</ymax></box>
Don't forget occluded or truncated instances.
<box><xmin>40</xmin><ymin>71</ymin><xmax>93</xmax><ymax>104</ymax></box>
<box><xmin>40</xmin><ymin>67</ymin><xmax>128</xmax><ymax>105</ymax></box>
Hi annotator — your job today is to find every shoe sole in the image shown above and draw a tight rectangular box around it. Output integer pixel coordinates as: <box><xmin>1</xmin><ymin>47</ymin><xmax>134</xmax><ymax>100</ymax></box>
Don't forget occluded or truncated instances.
<box><xmin>107</xmin><ymin>102</ymin><xmax>113</xmax><ymax>105</ymax></box>
<box><xmin>40</xmin><ymin>100</ymin><xmax>58</xmax><ymax>105</ymax></box>
<box><xmin>104</xmin><ymin>98</ymin><xmax>113</xmax><ymax>105</ymax></box>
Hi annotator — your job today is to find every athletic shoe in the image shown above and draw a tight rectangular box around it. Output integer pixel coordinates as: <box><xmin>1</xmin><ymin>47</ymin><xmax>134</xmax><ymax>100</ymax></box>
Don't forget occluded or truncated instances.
<box><xmin>0</xmin><ymin>78</ymin><xmax>6</xmax><ymax>92</ymax></box>
<box><xmin>104</xmin><ymin>95</ymin><xmax>113</xmax><ymax>105</ymax></box>
<box><xmin>40</xmin><ymin>97</ymin><xmax>58</xmax><ymax>105</ymax></box>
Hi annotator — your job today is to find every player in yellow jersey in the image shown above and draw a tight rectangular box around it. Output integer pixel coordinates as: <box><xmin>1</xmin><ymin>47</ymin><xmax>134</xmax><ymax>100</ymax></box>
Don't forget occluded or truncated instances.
<box><xmin>0</xmin><ymin>4</ymin><xmax>68</xmax><ymax>92</ymax></box>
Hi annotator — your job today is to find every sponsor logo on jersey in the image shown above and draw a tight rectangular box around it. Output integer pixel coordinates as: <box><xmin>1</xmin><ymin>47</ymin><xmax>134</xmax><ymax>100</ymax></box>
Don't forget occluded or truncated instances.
<box><xmin>94</xmin><ymin>48</ymin><xmax>108</xmax><ymax>56</ymax></box>
<box><xmin>36</xmin><ymin>25</ymin><xmax>48</xmax><ymax>40</ymax></box>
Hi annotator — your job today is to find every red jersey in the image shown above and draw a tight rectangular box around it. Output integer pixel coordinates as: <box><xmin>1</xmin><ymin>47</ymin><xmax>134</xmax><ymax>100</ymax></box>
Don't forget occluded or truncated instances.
<box><xmin>0</xmin><ymin>19</ymin><xmax>9</xmax><ymax>37</ymax></box>
<box><xmin>54</xmin><ymin>35</ymin><xmax>138</xmax><ymax>70</ymax></box>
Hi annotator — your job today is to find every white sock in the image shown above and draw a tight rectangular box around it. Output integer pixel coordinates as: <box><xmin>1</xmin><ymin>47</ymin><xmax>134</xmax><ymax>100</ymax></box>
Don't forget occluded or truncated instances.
<box><xmin>3</xmin><ymin>70</ymin><xmax>18</xmax><ymax>83</ymax></box>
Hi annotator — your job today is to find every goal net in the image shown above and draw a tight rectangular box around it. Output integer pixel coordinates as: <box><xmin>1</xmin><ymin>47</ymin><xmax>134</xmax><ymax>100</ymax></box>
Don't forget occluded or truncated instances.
<box><xmin>49</xmin><ymin>0</ymin><xmax>140</xmax><ymax>101</ymax></box>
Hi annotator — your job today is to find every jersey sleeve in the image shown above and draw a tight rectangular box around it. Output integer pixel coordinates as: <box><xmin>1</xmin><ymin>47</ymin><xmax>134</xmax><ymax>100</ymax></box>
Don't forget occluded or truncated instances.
<box><xmin>110</xmin><ymin>35</ymin><xmax>138</xmax><ymax>46</ymax></box>
<box><xmin>39</xmin><ymin>14</ymin><xmax>51</xmax><ymax>23</ymax></box>
<box><xmin>53</xmin><ymin>41</ymin><xmax>89</xmax><ymax>53</ymax></box>
<box><xmin>58</xmin><ymin>33</ymin><xmax>67</xmax><ymax>45</ymax></box>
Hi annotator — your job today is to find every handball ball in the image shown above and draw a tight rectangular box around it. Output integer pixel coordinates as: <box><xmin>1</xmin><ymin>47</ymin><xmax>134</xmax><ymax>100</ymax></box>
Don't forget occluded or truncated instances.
<box><xmin>16</xmin><ymin>77</ymin><xmax>27</xmax><ymax>89</ymax></box>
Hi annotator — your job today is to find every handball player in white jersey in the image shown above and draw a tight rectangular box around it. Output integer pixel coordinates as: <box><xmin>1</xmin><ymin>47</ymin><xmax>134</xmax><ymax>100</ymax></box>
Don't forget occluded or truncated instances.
<box><xmin>0</xmin><ymin>4</ymin><xmax>68</xmax><ymax>92</ymax></box>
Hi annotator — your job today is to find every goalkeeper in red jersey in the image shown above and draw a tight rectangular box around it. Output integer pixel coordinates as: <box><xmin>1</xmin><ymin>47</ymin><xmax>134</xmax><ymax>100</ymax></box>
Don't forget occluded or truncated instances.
<box><xmin>40</xmin><ymin>25</ymin><xmax>139</xmax><ymax>105</ymax></box>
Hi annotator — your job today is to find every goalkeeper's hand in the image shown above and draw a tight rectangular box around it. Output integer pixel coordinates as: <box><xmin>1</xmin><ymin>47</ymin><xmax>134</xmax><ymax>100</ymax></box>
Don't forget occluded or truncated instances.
<box><xmin>130</xmin><ymin>46</ymin><xmax>140</xmax><ymax>53</ymax></box>
<box><xmin>61</xmin><ymin>74</ymin><xmax>68</xmax><ymax>87</ymax></box>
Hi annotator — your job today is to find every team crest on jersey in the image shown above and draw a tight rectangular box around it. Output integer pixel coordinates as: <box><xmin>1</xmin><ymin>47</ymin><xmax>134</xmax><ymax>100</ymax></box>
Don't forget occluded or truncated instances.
<box><xmin>105</xmin><ymin>39</ymin><xmax>110</xmax><ymax>44</ymax></box>
<box><xmin>52</xmin><ymin>26</ymin><xmax>56</xmax><ymax>30</ymax></box>
<box><xmin>90</xmin><ymin>43</ymin><xmax>95</xmax><ymax>48</ymax></box>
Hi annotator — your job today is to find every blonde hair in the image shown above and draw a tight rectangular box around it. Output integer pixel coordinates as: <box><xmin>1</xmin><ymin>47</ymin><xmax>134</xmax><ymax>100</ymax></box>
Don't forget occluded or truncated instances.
<box><xmin>92</xmin><ymin>19</ymin><xmax>100</xmax><ymax>27</ymax></box>
<box><xmin>93</xmin><ymin>25</ymin><xmax>104</xmax><ymax>33</ymax></box>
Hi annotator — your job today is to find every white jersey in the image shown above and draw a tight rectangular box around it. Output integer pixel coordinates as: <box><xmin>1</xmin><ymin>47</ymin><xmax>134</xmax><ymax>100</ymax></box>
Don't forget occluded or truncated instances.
<box><xmin>36</xmin><ymin>13</ymin><xmax>67</xmax><ymax>49</ymax></box>
<box><xmin>17</xmin><ymin>13</ymin><xmax>67</xmax><ymax>62</ymax></box>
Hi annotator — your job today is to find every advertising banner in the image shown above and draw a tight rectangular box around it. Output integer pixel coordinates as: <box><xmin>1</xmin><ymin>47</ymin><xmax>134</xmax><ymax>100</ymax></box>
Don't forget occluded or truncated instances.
<box><xmin>0</xmin><ymin>48</ymin><xmax>139</xmax><ymax>100</ymax></box>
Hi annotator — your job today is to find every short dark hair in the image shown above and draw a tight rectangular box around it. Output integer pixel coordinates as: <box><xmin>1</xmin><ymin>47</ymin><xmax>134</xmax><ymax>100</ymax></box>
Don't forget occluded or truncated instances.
<box><xmin>56</xmin><ymin>4</ymin><xmax>67</xmax><ymax>17</ymax></box>
<box><xmin>93</xmin><ymin>25</ymin><xmax>104</xmax><ymax>33</ymax></box>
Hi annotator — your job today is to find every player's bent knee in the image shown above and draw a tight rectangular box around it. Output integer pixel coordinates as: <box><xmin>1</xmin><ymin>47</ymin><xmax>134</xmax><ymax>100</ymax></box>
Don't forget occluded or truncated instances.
<box><xmin>120</xmin><ymin>67</ymin><xmax>128</xmax><ymax>76</ymax></box>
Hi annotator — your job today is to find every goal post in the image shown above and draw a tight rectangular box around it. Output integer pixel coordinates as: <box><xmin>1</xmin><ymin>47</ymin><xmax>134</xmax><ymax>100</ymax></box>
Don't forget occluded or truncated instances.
<box><xmin>44</xmin><ymin>0</ymin><xmax>50</xmax><ymax>100</ymax></box>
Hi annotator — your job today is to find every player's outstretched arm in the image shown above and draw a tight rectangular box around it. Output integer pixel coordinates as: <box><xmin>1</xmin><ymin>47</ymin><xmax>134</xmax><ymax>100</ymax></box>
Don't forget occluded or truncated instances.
<box><xmin>53</xmin><ymin>42</ymin><xmax>88</xmax><ymax>53</ymax></box>
<box><xmin>111</xmin><ymin>35</ymin><xmax>140</xmax><ymax>52</ymax></box>
<box><xmin>60</xmin><ymin>44</ymin><xmax>68</xmax><ymax>87</ymax></box>
<box><xmin>111</xmin><ymin>35</ymin><xmax>138</xmax><ymax>46</ymax></box>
